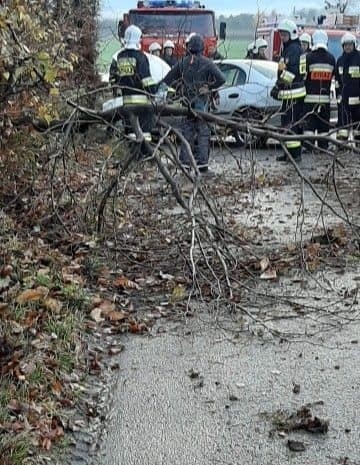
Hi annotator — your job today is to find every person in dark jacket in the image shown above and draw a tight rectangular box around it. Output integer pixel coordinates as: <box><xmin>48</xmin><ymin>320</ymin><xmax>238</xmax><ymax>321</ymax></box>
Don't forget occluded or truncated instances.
<box><xmin>303</xmin><ymin>30</ymin><xmax>335</xmax><ymax>151</ymax></box>
<box><xmin>162</xmin><ymin>40</ymin><xmax>178</xmax><ymax>67</ymax></box>
<box><xmin>335</xmin><ymin>32</ymin><xmax>360</xmax><ymax>143</ymax></box>
<box><xmin>162</xmin><ymin>34</ymin><xmax>226</xmax><ymax>174</ymax></box>
<box><xmin>109</xmin><ymin>25</ymin><xmax>157</xmax><ymax>149</ymax></box>
<box><xmin>271</xmin><ymin>19</ymin><xmax>306</xmax><ymax>162</ymax></box>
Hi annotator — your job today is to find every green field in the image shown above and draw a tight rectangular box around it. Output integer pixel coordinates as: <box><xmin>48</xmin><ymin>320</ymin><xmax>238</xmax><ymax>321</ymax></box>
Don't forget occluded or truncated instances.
<box><xmin>97</xmin><ymin>37</ymin><xmax>249</xmax><ymax>73</ymax></box>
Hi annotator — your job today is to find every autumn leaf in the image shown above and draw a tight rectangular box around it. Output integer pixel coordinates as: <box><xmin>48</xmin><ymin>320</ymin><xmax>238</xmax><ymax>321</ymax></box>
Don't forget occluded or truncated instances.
<box><xmin>170</xmin><ymin>284</ymin><xmax>186</xmax><ymax>302</ymax></box>
<box><xmin>106</xmin><ymin>310</ymin><xmax>128</xmax><ymax>322</ymax></box>
<box><xmin>90</xmin><ymin>308</ymin><xmax>104</xmax><ymax>323</ymax></box>
<box><xmin>44</xmin><ymin>298</ymin><xmax>62</xmax><ymax>313</ymax></box>
<box><xmin>260</xmin><ymin>268</ymin><xmax>277</xmax><ymax>280</ymax></box>
<box><xmin>16</xmin><ymin>286</ymin><xmax>48</xmax><ymax>305</ymax></box>
<box><xmin>51</xmin><ymin>380</ymin><xmax>62</xmax><ymax>397</ymax></box>
<box><xmin>260</xmin><ymin>257</ymin><xmax>270</xmax><ymax>272</ymax></box>
<box><xmin>113</xmin><ymin>276</ymin><xmax>140</xmax><ymax>290</ymax></box>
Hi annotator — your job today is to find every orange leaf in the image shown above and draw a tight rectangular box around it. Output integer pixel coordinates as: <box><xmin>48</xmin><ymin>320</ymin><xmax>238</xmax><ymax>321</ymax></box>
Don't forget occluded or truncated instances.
<box><xmin>113</xmin><ymin>276</ymin><xmax>140</xmax><ymax>290</ymax></box>
<box><xmin>51</xmin><ymin>380</ymin><xmax>62</xmax><ymax>396</ymax></box>
<box><xmin>106</xmin><ymin>310</ymin><xmax>128</xmax><ymax>322</ymax></box>
<box><xmin>16</xmin><ymin>286</ymin><xmax>48</xmax><ymax>305</ymax></box>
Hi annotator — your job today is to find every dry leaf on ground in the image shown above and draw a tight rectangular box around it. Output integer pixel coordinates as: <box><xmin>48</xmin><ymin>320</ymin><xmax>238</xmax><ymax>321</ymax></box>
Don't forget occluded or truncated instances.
<box><xmin>16</xmin><ymin>287</ymin><xmax>48</xmax><ymax>305</ymax></box>
<box><xmin>113</xmin><ymin>276</ymin><xmax>140</xmax><ymax>290</ymax></box>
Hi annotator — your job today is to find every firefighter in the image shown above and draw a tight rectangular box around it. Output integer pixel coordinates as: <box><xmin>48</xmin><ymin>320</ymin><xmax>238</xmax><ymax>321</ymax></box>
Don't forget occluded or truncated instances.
<box><xmin>253</xmin><ymin>38</ymin><xmax>268</xmax><ymax>60</ymax></box>
<box><xmin>109</xmin><ymin>25</ymin><xmax>157</xmax><ymax>149</ymax></box>
<box><xmin>335</xmin><ymin>32</ymin><xmax>360</xmax><ymax>143</ymax></box>
<box><xmin>271</xmin><ymin>19</ymin><xmax>306</xmax><ymax>162</ymax></box>
<box><xmin>162</xmin><ymin>34</ymin><xmax>226</xmax><ymax>174</ymax></box>
<box><xmin>245</xmin><ymin>41</ymin><xmax>255</xmax><ymax>59</ymax></box>
<box><xmin>303</xmin><ymin>30</ymin><xmax>335</xmax><ymax>151</ymax></box>
<box><xmin>149</xmin><ymin>42</ymin><xmax>162</xmax><ymax>57</ymax></box>
<box><xmin>299</xmin><ymin>32</ymin><xmax>312</xmax><ymax>54</ymax></box>
<box><xmin>162</xmin><ymin>40</ymin><xmax>177</xmax><ymax>67</ymax></box>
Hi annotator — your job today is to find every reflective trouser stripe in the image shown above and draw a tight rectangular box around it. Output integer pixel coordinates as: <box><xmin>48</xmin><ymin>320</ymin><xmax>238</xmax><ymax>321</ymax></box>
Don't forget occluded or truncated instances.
<box><xmin>337</xmin><ymin>129</ymin><xmax>349</xmax><ymax>139</ymax></box>
<box><xmin>128</xmin><ymin>132</ymin><xmax>152</xmax><ymax>141</ymax></box>
<box><xmin>123</xmin><ymin>95</ymin><xmax>150</xmax><ymax>105</ymax></box>
<box><xmin>304</xmin><ymin>94</ymin><xmax>330</xmax><ymax>103</ymax></box>
<box><xmin>278</xmin><ymin>87</ymin><xmax>306</xmax><ymax>99</ymax></box>
<box><xmin>285</xmin><ymin>140</ymin><xmax>301</xmax><ymax>149</ymax></box>
<box><xmin>348</xmin><ymin>96</ymin><xmax>360</xmax><ymax>105</ymax></box>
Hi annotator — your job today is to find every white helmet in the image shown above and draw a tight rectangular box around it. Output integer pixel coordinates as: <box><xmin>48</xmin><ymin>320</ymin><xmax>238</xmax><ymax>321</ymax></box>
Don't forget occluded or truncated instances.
<box><xmin>254</xmin><ymin>38</ymin><xmax>268</xmax><ymax>53</ymax></box>
<box><xmin>299</xmin><ymin>32</ymin><xmax>311</xmax><ymax>45</ymax></box>
<box><xmin>149</xmin><ymin>42</ymin><xmax>161</xmax><ymax>53</ymax></box>
<box><xmin>164</xmin><ymin>40</ymin><xmax>175</xmax><ymax>49</ymax></box>
<box><xmin>247</xmin><ymin>41</ymin><xmax>255</xmax><ymax>52</ymax></box>
<box><xmin>312</xmin><ymin>30</ymin><xmax>328</xmax><ymax>50</ymax></box>
<box><xmin>277</xmin><ymin>19</ymin><xmax>298</xmax><ymax>40</ymax></box>
<box><xmin>341</xmin><ymin>32</ymin><xmax>356</xmax><ymax>46</ymax></box>
<box><xmin>124</xmin><ymin>25</ymin><xmax>142</xmax><ymax>50</ymax></box>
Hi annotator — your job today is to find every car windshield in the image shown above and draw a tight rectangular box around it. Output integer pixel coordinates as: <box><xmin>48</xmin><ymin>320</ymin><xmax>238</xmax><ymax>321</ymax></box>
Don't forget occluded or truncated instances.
<box><xmin>129</xmin><ymin>12</ymin><xmax>215</xmax><ymax>37</ymax></box>
<box><xmin>248</xmin><ymin>62</ymin><xmax>277</xmax><ymax>80</ymax></box>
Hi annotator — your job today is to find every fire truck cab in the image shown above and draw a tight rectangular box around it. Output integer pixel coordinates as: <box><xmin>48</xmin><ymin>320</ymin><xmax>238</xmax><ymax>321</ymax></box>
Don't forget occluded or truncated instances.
<box><xmin>118</xmin><ymin>0</ymin><xmax>226</xmax><ymax>58</ymax></box>
<box><xmin>257</xmin><ymin>13</ymin><xmax>360</xmax><ymax>61</ymax></box>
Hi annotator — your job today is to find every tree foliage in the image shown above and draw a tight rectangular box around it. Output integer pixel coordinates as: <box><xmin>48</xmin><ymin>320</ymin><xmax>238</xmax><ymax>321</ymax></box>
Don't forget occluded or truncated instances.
<box><xmin>0</xmin><ymin>0</ymin><xmax>99</xmax><ymax>138</ymax></box>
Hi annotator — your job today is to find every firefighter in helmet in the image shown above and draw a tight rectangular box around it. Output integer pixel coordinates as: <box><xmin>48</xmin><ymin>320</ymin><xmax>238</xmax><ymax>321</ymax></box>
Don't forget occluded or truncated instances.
<box><xmin>303</xmin><ymin>30</ymin><xmax>335</xmax><ymax>151</ymax></box>
<box><xmin>109</xmin><ymin>25</ymin><xmax>157</xmax><ymax>150</ymax></box>
<box><xmin>271</xmin><ymin>19</ymin><xmax>306</xmax><ymax>162</ymax></box>
<box><xmin>254</xmin><ymin>38</ymin><xmax>268</xmax><ymax>60</ymax></box>
<box><xmin>299</xmin><ymin>32</ymin><xmax>312</xmax><ymax>54</ymax></box>
<box><xmin>149</xmin><ymin>42</ymin><xmax>162</xmax><ymax>57</ymax></box>
<box><xmin>162</xmin><ymin>34</ymin><xmax>226</xmax><ymax>174</ymax></box>
<box><xmin>335</xmin><ymin>32</ymin><xmax>360</xmax><ymax>143</ymax></box>
<box><xmin>245</xmin><ymin>41</ymin><xmax>255</xmax><ymax>58</ymax></box>
<box><xmin>162</xmin><ymin>40</ymin><xmax>177</xmax><ymax>67</ymax></box>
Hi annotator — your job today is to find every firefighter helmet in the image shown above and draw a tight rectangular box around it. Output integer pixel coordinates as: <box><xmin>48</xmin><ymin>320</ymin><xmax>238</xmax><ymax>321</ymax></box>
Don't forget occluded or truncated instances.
<box><xmin>312</xmin><ymin>30</ymin><xmax>328</xmax><ymax>50</ymax></box>
<box><xmin>299</xmin><ymin>32</ymin><xmax>311</xmax><ymax>45</ymax></box>
<box><xmin>188</xmin><ymin>34</ymin><xmax>204</xmax><ymax>54</ymax></box>
<box><xmin>254</xmin><ymin>38</ymin><xmax>268</xmax><ymax>53</ymax></box>
<box><xmin>277</xmin><ymin>19</ymin><xmax>298</xmax><ymax>40</ymax></box>
<box><xmin>247</xmin><ymin>41</ymin><xmax>255</xmax><ymax>52</ymax></box>
<box><xmin>341</xmin><ymin>32</ymin><xmax>356</xmax><ymax>45</ymax></box>
<box><xmin>149</xmin><ymin>42</ymin><xmax>162</xmax><ymax>53</ymax></box>
<box><xmin>124</xmin><ymin>25</ymin><xmax>142</xmax><ymax>50</ymax></box>
<box><xmin>163</xmin><ymin>40</ymin><xmax>175</xmax><ymax>49</ymax></box>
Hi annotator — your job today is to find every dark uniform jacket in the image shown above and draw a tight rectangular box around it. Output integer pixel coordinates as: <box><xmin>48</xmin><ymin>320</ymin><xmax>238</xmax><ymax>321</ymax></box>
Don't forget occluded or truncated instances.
<box><xmin>277</xmin><ymin>39</ymin><xmax>305</xmax><ymax>93</ymax></box>
<box><xmin>162</xmin><ymin>54</ymin><xmax>225</xmax><ymax>110</ymax></box>
<box><xmin>109</xmin><ymin>49</ymin><xmax>156</xmax><ymax>99</ymax></box>
<box><xmin>304</xmin><ymin>48</ymin><xmax>335</xmax><ymax>104</ymax></box>
<box><xmin>335</xmin><ymin>50</ymin><xmax>360</xmax><ymax>106</ymax></box>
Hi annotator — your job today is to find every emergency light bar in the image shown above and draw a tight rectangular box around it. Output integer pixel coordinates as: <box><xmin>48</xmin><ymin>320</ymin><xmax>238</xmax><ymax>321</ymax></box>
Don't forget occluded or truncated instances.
<box><xmin>137</xmin><ymin>0</ymin><xmax>203</xmax><ymax>8</ymax></box>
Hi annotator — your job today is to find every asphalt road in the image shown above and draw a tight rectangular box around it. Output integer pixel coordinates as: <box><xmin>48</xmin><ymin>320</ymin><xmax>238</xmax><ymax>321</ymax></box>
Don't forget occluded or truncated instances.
<box><xmin>93</xmin><ymin>144</ymin><xmax>360</xmax><ymax>465</ymax></box>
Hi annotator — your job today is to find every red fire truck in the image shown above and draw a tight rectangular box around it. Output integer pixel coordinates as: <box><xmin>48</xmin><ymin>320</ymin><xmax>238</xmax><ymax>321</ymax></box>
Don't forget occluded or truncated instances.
<box><xmin>257</xmin><ymin>13</ymin><xmax>360</xmax><ymax>61</ymax></box>
<box><xmin>118</xmin><ymin>0</ymin><xmax>226</xmax><ymax>57</ymax></box>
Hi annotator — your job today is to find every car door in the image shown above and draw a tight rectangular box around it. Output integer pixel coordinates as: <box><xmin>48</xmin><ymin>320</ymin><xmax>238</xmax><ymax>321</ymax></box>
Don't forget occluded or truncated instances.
<box><xmin>215</xmin><ymin>63</ymin><xmax>248</xmax><ymax>115</ymax></box>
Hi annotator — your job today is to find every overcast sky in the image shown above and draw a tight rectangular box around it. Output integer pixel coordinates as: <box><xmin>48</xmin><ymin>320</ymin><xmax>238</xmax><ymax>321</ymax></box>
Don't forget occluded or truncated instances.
<box><xmin>101</xmin><ymin>0</ymin><xmax>319</xmax><ymax>18</ymax></box>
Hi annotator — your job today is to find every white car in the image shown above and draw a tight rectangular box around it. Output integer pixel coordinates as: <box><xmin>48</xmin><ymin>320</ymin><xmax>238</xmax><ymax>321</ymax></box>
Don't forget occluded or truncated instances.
<box><xmin>214</xmin><ymin>59</ymin><xmax>281</xmax><ymax>118</ymax></box>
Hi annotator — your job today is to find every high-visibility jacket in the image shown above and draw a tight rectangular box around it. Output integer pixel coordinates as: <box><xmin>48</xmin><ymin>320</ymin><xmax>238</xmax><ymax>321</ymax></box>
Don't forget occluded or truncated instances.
<box><xmin>305</xmin><ymin>49</ymin><xmax>335</xmax><ymax>104</ymax></box>
<box><xmin>109</xmin><ymin>49</ymin><xmax>157</xmax><ymax>105</ymax></box>
<box><xmin>335</xmin><ymin>50</ymin><xmax>360</xmax><ymax>107</ymax></box>
<box><xmin>277</xmin><ymin>39</ymin><xmax>306</xmax><ymax>100</ymax></box>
